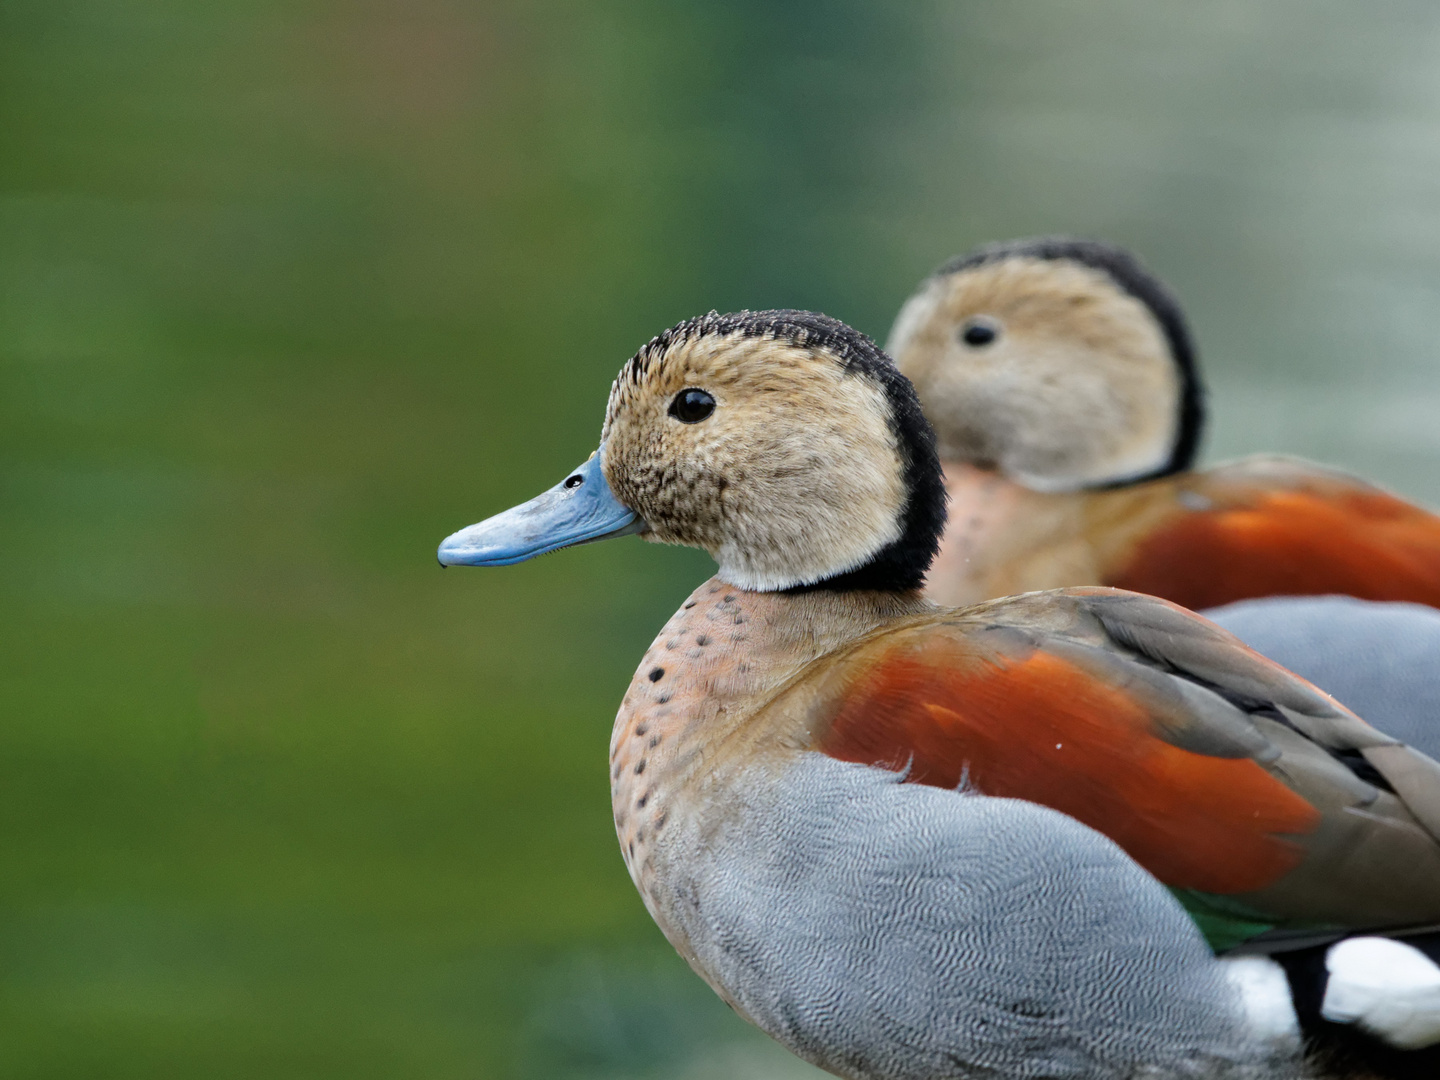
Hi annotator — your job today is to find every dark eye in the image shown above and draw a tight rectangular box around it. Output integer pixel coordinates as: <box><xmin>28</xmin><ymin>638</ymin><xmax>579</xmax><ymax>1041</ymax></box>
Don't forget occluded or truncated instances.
<box><xmin>960</xmin><ymin>318</ymin><xmax>1000</xmax><ymax>347</ymax></box>
<box><xmin>563</xmin><ymin>473</ymin><xmax>584</xmax><ymax>489</ymax></box>
<box><xmin>669</xmin><ymin>388</ymin><xmax>716</xmax><ymax>424</ymax></box>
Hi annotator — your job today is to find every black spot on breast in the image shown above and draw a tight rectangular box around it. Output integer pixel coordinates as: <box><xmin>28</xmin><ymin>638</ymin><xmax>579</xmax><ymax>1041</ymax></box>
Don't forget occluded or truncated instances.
<box><xmin>695</xmin><ymin>634</ymin><xmax>710</xmax><ymax>647</ymax></box>
<box><xmin>655</xmin><ymin>693</ymin><xmax>671</xmax><ymax>704</ymax></box>
<box><xmin>634</xmin><ymin>760</ymin><xmax>646</xmax><ymax>775</ymax></box>
<box><xmin>649</xmin><ymin>667</ymin><xmax>664</xmax><ymax>682</ymax></box>
<box><xmin>682</xmin><ymin>599</ymin><xmax>697</xmax><ymax>609</ymax></box>
<box><xmin>648</xmin><ymin>735</ymin><xmax>660</xmax><ymax>748</ymax></box>
<box><xmin>724</xmin><ymin>594</ymin><xmax>735</xmax><ymax>602</ymax></box>
<box><xmin>637</xmin><ymin>793</ymin><xmax>649</xmax><ymax>809</ymax></box>
<box><xmin>634</xmin><ymin>723</ymin><xmax>648</xmax><ymax>737</ymax></box>
<box><xmin>612</xmin><ymin>763</ymin><xmax>622</xmax><ymax>780</ymax></box>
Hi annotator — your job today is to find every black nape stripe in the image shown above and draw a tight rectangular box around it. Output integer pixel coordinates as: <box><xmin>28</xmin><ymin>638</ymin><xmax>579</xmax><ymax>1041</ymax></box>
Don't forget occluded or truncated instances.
<box><xmin>631</xmin><ymin>310</ymin><xmax>947</xmax><ymax>594</ymax></box>
<box><xmin>937</xmin><ymin>236</ymin><xmax>1206</xmax><ymax>481</ymax></box>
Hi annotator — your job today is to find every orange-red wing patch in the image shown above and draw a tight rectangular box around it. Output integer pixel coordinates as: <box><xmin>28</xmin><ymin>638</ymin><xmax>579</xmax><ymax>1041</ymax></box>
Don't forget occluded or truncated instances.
<box><xmin>817</xmin><ymin>641</ymin><xmax>1320</xmax><ymax>895</ymax></box>
<box><xmin>1110</xmin><ymin>487</ymin><xmax>1440</xmax><ymax>611</ymax></box>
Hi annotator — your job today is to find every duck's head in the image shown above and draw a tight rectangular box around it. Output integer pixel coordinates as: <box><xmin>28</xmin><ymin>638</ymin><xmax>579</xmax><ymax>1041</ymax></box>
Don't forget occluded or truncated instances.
<box><xmin>438</xmin><ymin>310</ymin><xmax>947</xmax><ymax>593</ymax></box>
<box><xmin>885</xmin><ymin>237</ymin><xmax>1204</xmax><ymax>492</ymax></box>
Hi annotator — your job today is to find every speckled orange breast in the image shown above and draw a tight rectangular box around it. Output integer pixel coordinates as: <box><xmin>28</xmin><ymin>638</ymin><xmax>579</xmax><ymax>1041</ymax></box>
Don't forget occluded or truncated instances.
<box><xmin>610</xmin><ymin>581</ymin><xmax>764</xmax><ymax>904</ymax></box>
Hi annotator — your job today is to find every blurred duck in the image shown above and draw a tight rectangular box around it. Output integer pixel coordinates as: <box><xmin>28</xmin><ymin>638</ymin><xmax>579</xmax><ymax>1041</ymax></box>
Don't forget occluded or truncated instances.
<box><xmin>440</xmin><ymin>311</ymin><xmax>1440</xmax><ymax>1079</ymax></box>
<box><xmin>885</xmin><ymin>237</ymin><xmax>1440</xmax><ymax>612</ymax></box>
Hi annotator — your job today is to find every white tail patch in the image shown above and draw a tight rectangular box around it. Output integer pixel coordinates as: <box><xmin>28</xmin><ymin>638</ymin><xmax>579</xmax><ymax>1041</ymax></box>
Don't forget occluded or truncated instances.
<box><xmin>1323</xmin><ymin>936</ymin><xmax>1440</xmax><ymax>1049</ymax></box>
<box><xmin>1219</xmin><ymin>955</ymin><xmax>1300</xmax><ymax>1052</ymax></box>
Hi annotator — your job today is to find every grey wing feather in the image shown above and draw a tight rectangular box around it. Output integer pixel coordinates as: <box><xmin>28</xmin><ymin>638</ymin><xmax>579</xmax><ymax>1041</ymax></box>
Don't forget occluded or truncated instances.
<box><xmin>1040</xmin><ymin>634</ymin><xmax>1278</xmax><ymax>761</ymax></box>
<box><xmin>1206</xmin><ymin>596</ymin><xmax>1440</xmax><ymax>844</ymax></box>
<box><xmin>1206</xmin><ymin>596</ymin><xmax>1440</xmax><ymax>756</ymax></box>
<box><xmin>1070</xmin><ymin>591</ymin><xmax>1440</xmax><ymax>905</ymax></box>
<box><xmin>1081</xmin><ymin>591</ymin><xmax>1357</xmax><ymax>723</ymax></box>
<box><xmin>1067</xmin><ymin>591</ymin><xmax>1399</xmax><ymax>769</ymax></box>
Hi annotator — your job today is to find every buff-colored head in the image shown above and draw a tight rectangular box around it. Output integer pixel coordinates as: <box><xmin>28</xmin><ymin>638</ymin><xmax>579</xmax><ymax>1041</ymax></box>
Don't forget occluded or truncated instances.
<box><xmin>886</xmin><ymin>238</ymin><xmax>1204</xmax><ymax>492</ymax></box>
<box><xmin>600</xmin><ymin>311</ymin><xmax>945</xmax><ymax>592</ymax></box>
<box><xmin>436</xmin><ymin>311</ymin><xmax>946</xmax><ymax>592</ymax></box>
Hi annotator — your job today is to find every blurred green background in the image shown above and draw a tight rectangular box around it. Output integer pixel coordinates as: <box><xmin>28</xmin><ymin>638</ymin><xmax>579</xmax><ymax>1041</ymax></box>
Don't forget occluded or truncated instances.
<box><xmin>5</xmin><ymin>1</ymin><xmax>1440</xmax><ymax>1076</ymax></box>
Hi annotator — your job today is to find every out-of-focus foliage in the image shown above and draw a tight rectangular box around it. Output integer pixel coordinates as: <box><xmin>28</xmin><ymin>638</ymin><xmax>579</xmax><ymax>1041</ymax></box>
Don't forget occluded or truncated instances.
<box><xmin>4</xmin><ymin>1</ymin><xmax>1440</xmax><ymax>1076</ymax></box>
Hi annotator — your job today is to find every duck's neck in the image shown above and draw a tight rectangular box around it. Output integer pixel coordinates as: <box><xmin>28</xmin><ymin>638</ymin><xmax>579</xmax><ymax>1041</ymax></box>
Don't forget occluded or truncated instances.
<box><xmin>929</xmin><ymin>461</ymin><xmax>1195</xmax><ymax>606</ymax></box>
<box><xmin>925</xmin><ymin>463</ymin><xmax>1051</xmax><ymax>605</ymax></box>
<box><xmin>609</xmin><ymin>577</ymin><xmax>928</xmax><ymax>923</ymax></box>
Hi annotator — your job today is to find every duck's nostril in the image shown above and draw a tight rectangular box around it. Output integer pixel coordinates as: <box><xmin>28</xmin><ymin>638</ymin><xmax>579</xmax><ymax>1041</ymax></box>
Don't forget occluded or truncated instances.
<box><xmin>564</xmin><ymin>474</ymin><xmax>585</xmax><ymax>489</ymax></box>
